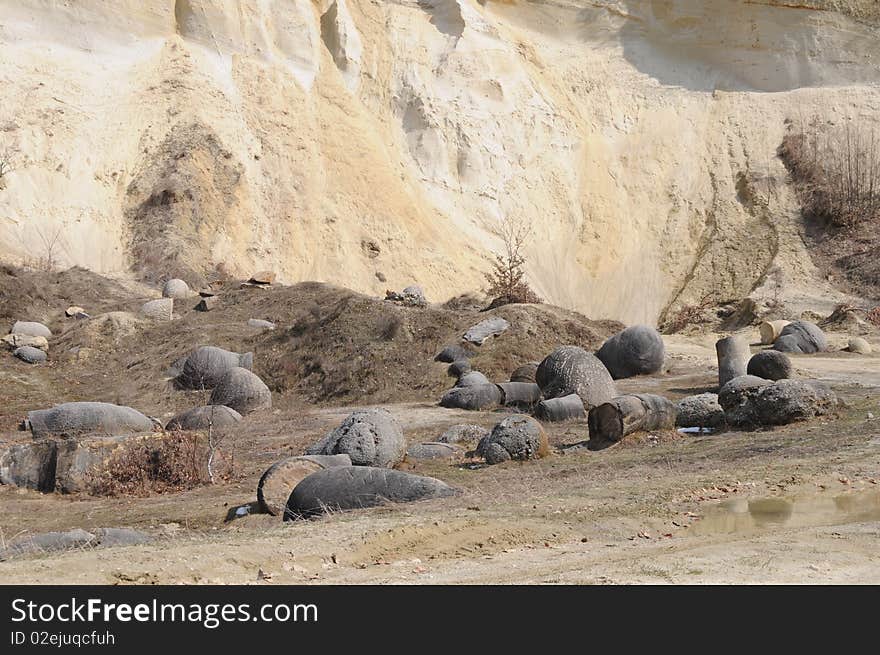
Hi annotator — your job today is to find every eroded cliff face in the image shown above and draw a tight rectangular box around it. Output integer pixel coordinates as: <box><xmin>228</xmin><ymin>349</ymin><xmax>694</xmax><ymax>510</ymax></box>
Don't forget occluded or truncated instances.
<box><xmin>0</xmin><ymin>0</ymin><xmax>878</xmax><ymax>323</ymax></box>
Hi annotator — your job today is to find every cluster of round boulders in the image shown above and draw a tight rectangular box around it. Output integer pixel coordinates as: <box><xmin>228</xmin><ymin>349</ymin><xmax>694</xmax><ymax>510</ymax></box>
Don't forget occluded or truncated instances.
<box><xmin>440</xmin><ymin>384</ymin><xmax>501</xmax><ymax>410</ymax></box>
<box><xmin>434</xmin><ymin>344</ymin><xmax>473</xmax><ymax>363</ymax></box>
<box><xmin>162</xmin><ymin>278</ymin><xmax>190</xmax><ymax>299</ymax></box>
<box><xmin>165</xmin><ymin>405</ymin><xmax>242</xmax><ymax>431</ymax></box>
<box><xmin>747</xmin><ymin>350</ymin><xmax>793</xmax><ymax>381</ymax></box>
<box><xmin>257</xmin><ymin>454</ymin><xmax>352</xmax><ymax>516</ymax></box>
<box><xmin>595</xmin><ymin>325</ymin><xmax>665</xmax><ymax>379</ymax></box>
<box><xmin>476</xmin><ymin>415</ymin><xmax>548</xmax><ymax>465</ymax></box>
<box><xmin>535</xmin><ymin>394</ymin><xmax>585</xmax><ymax>422</ymax></box>
<box><xmin>175</xmin><ymin>346</ymin><xmax>254</xmax><ymax>390</ymax></box>
<box><xmin>209</xmin><ymin>367</ymin><xmax>271</xmax><ymax>415</ymax></box>
<box><xmin>509</xmin><ymin>362</ymin><xmax>538</xmax><ymax>383</ymax></box>
<box><xmin>772</xmin><ymin>321</ymin><xmax>827</xmax><ymax>354</ymax></box>
<box><xmin>305</xmin><ymin>408</ymin><xmax>406</xmax><ymax>468</ymax></box>
<box><xmin>14</xmin><ymin>345</ymin><xmax>47</xmax><ymax>364</ymax></box>
<box><xmin>284</xmin><ymin>467</ymin><xmax>457</xmax><ymax>520</ymax></box>
<box><xmin>536</xmin><ymin>346</ymin><xmax>617</xmax><ymax>409</ymax></box>
<box><xmin>675</xmin><ymin>393</ymin><xmax>725</xmax><ymax>430</ymax></box>
<box><xmin>25</xmin><ymin>402</ymin><xmax>156</xmax><ymax>439</ymax></box>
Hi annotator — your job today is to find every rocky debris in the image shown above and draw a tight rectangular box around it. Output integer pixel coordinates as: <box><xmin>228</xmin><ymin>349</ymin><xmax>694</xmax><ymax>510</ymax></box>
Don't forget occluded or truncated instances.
<box><xmin>65</xmin><ymin>306</ymin><xmax>86</xmax><ymax>317</ymax></box>
<box><xmin>455</xmin><ymin>371</ymin><xmax>491</xmax><ymax>387</ymax></box>
<box><xmin>759</xmin><ymin>320</ymin><xmax>791</xmax><ymax>345</ymax></box>
<box><xmin>724</xmin><ymin>378</ymin><xmax>837</xmax><ymax>429</ymax></box>
<box><xmin>0</xmin><ymin>440</ymin><xmax>58</xmax><ymax>491</ymax></box>
<box><xmin>773</xmin><ymin>321</ymin><xmax>828</xmax><ymax>354</ymax></box>
<box><xmin>305</xmin><ymin>408</ymin><xmax>405</xmax><ymax>468</ymax></box>
<box><xmin>848</xmin><ymin>337</ymin><xmax>872</xmax><ymax>354</ymax></box>
<box><xmin>716</xmin><ymin>334</ymin><xmax>750</xmax><ymax>388</ymax></box>
<box><xmin>439</xmin><ymin>383</ymin><xmax>501</xmax><ymax>411</ymax></box>
<box><xmin>162</xmin><ymin>278</ymin><xmax>190</xmax><ymax>299</ymax></box>
<box><xmin>257</xmin><ymin>454</ymin><xmax>352</xmax><ymax>516</ymax></box>
<box><xmin>0</xmin><ymin>527</ymin><xmax>152</xmax><ymax>559</ymax></box>
<box><xmin>447</xmin><ymin>360</ymin><xmax>472</xmax><ymax>378</ymax></box>
<box><xmin>675</xmin><ymin>393</ymin><xmax>726</xmax><ymax>430</ymax></box>
<box><xmin>476</xmin><ymin>415</ymin><xmax>548</xmax><ymax>465</ymax></box>
<box><xmin>284</xmin><ymin>466</ymin><xmax>457</xmax><ymax>519</ymax></box>
<box><xmin>2</xmin><ymin>334</ymin><xmax>48</xmax><ymax>351</ymax></box>
<box><xmin>174</xmin><ymin>346</ymin><xmax>254</xmax><ymax>390</ymax></box>
<box><xmin>437</xmin><ymin>424</ymin><xmax>489</xmax><ymax>445</ymax></box>
<box><xmin>406</xmin><ymin>442</ymin><xmax>462</xmax><ymax>460</ymax></box>
<box><xmin>434</xmin><ymin>344</ymin><xmax>474</xmax><ymax>363</ymax></box>
<box><xmin>536</xmin><ymin>346</ymin><xmax>617</xmax><ymax>409</ymax></box>
<box><xmin>209</xmin><ymin>367</ymin><xmax>272</xmax><ymax>415</ymax></box>
<box><xmin>24</xmin><ymin>402</ymin><xmax>156</xmax><ymax>439</ymax></box>
<box><xmin>386</xmin><ymin>285</ymin><xmax>427</xmax><ymax>307</ymax></box>
<box><xmin>11</xmin><ymin>320</ymin><xmax>52</xmax><ymax>338</ymax></box>
<box><xmin>719</xmin><ymin>298</ymin><xmax>759</xmax><ymax>331</ymax></box>
<box><xmin>595</xmin><ymin>325</ymin><xmax>665</xmax><ymax>379</ymax></box>
<box><xmin>247</xmin><ymin>318</ymin><xmax>276</xmax><ymax>330</ymax></box>
<box><xmin>496</xmin><ymin>381</ymin><xmax>542</xmax><ymax>410</ymax></box>
<box><xmin>195</xmin><ymin>296</ymin><xmax>218</xmax><ymax>311</ymax></box>
<box><xmin>718</xmin><ymin>375</ymin><xmax>774</xmax><ymax>427</ymax></box>
<box><xmin>463</xmin><ymin>317</ymin><xmax>509</xmax><ymax>345</ymax></box>
<box><xmin>509</xmin><ymin>362</ymin><xmax>539</xmax><ymax>383</ymax></box>
<box><xmin>249</xmin><ymin>271</ymin><xmax>276</xmax><ymax>285</ymax></box>
<box><xmin>588</xmin><ymin>394</ymin><xmax>676</xmax><ymax>448</ymax></box>
<box><xmin>534</xmin><ymin>394</ymin><xmax>586</xmax><ymax>422</ymax></box>
<box><xmin>13</xmin><ymin>345</ymin><xmax>47</xmax><ymax>364</ymax></box>
<box><xmin>747</xmin><ymin>350</ymin><xmax>793</xmax><ymax>381</ymax></box>
<box><xmin>165</xmin><ymin>405</ymin><xmax>242</xmax><ymax>431</ymax></box>
<box><xmin>140</xmin><ymin>298</ymin><xmax>174</xmax><ymax>321</ymax></box>
<box><xmin>198</xmin><ymin>287</ymin><xmax>218</xmax><ymax>297</ymax></box>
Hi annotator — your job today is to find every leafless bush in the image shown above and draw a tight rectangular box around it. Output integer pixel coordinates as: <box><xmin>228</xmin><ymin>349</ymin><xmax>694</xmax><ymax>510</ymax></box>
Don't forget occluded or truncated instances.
<box><xmin>780</xmin><ymin>119</ymin><xmax>880</xmax><ymax>229</ymax></box>
<box><xmin>0</xmin><ymin>144</ymin><xmax>19</xmax><ymax>182</ymax></box>
<box><xmin>661</xmin><ymin>295</ymin><xmax>713</xmax><ymax>334</ymax></box>
<box><xmin>484</xmin><ymin>215</ymin><xmax>542</xmax><ymax>306</ymax></box>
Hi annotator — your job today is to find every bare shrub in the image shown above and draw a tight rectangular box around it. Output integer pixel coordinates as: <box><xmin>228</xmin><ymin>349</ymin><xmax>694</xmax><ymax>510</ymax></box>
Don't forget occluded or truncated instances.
<box><xmin>779</xmin><ymin>119</ymin><xmax>880</xmax><ymax>229</ymax></box>
<box><xmin>484</xmin><ymin>216</ymin><xmax>542</xmax><ymax>306</ymax></box>
<box><xmin>0</xmin><ymin>144</ymin><xmax>19</xmax><ymax>181</ymax></box>
<box><xmin>867</xmin><ymin>306</ymin><xmax>880</xmax><ymax>327</ymax></box>
<box><xmin>661</xmin><ymin>295</ymin><xmax>713</xmax><ymax>334</ymax></box>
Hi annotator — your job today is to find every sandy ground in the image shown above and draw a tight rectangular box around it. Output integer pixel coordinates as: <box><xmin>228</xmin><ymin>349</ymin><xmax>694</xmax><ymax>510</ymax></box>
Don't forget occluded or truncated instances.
<box><xmin>1</xmin><ymin>334</ymin><xmax>878</xmax><ymax>585</ymax></box>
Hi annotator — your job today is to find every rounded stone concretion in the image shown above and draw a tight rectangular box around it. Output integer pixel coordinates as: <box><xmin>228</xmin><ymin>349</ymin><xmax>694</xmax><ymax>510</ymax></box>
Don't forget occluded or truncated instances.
<box><xmin>595</xmin><ymin>325</ymin><xmax>665</xmax><ymax>379</ymax></box>
<box><xmin>439</xmin><ymin>384</ymin><xmax>501</xmax><ymax>411</ymax></box>
<box><xmin>141</xmin><ymin>298</ymin><xmax>174</xmax><ymax>321</ymax></box>
<box><xmin>434</xmin><ymin>345</ymin><xmax>474</xmax><ymax>363</ymax></box>
<box><xmin>447</xmin><ymin>360</ymin><xmax>472</xmax><ymax>378</ymax></box>
<box><xmin>11</xmin><ymin>321</ymin><xmax>52</xmax><ymax>338</ymax></box>
<box><xmin>162</xmin><ymin>278</ymin><xmax>190</xmax><ymax>299</ymax></box>
<box><xmin>26</xmin><ymin>402</ymin><xmax>155</xmax><ymax>439</ymax></box>
<box><xmin>536</xmin><ymin>346</ymin><xmax>617</xmax><ymax>409</ymax></box>
<box><xmin>14</xmin><ymin>345</ymin><xmax>47</xmax><ymax>364</ymax></box>
<box><xmin>175</xmin><ymin>346</ymin><xmax>254</xmax><ymax>390</ymax></box>
<box><xmin>477</xmin><ymin>415</ymin><xmax>548</xmax><ymax>465</ymax></box>
<box><xmin>751</xmin><ymin>380</ymin><xmax>837</xmax><ymax>426</ymax></box>
<box><xmin>719</xmin><ymin>375</ymin><xmax>773</xmax><ymax>428</ymax></box>
<box><xmin>257</xmin><ymin>454</ymin><xmax>352</xmax><ymax>516</ymax></box>
<box><xmin>747</xmin><ymin>350</ymin><xmax>793</xmax><ymax>381</ymax></box>
<box><xmin>716</xmin><ymin>335</ymin><xmax>750</xmax><ymax>388</ymax></box>
<box><xmin>772</xmin><ymin>321</ymin><xmax>827</xmax><ymax>354</ymax></box>
<box><xmin>304</xmin><ymin>408</ymin><xmax>406</xmax><ymax>468</ymax></box>
<box><xmin>456</xmin><ymin>371</ymin><xmax>491</xmax><ymax>387</ymax></box>
<box><xmin>284</xmin><ymin>466</ymin><xmax>457</xmax><ymax>519</ymax></box>
<box><xmin>165</xmin><ymin>405</ymin><xmax>243</xmax><ymax>431</ymax></box>
<box><xmin>406</xmin><ymin>442</ymin><xmax>462</xmax><ymax>460</ymax></box>
<box><xmin>675</xmin><ymin>393</ymin><xmax>725</xmax><ymax>429</ymax></box>
<box><xmin>848</xmin><ymin>337</ymin><xmax>872</xmax><ymax>354</ymax></box>
<box><xmin>209</xmin><ymin>367</ymin><xmax>272</xmax><ymax>415</ymax></box>
<box><xmin>535</xmin><ymin>394</ymin><xmax>586</xmax><ymax>422</ymax></box>
<box><xmin>510</xmin><ymin>362</ymin><xmax>538</xmax><ymax>383</ymax></box>
<box><xmin>437</xmin><ymin>424</ymin><xmax>489</xmax><ymax>444</ymax></box>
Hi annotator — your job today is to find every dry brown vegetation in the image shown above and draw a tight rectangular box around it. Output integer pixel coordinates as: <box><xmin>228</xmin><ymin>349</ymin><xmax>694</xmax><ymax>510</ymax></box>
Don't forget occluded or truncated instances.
<box><xmin>484</xmin><ymin>216</ymin><xmax>542</xmax><ymax>308</ymax></box>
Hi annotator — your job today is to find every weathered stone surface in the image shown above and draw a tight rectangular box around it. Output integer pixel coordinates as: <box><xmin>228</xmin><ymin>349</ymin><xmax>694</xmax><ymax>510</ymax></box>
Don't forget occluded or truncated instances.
<box><xmin>0</xmin><ymin>440</ymin><xmax>58</xmax><ymax>491</ymax></box>
<box><xmin>439</xmin><ymin>384</ymin><xmax>501</xmax><ymax>411</ymax></box>
<box><xmin>162</xmin><ymin>278</ymin><xmax>190</xmax><ymax>299</ymax></box>
<box><xmin>434</xmin><ymin>344</ymin><xmax>474</xmax><ymax>363</ymax></box>
<box><xmin>0</xmin><ymin>527</ymin><xmax>151</xmax><ymax>559</ymax></box>
<box><xmin>718</xmin><ymin>375</ymin><xmax>774</xmax><ymax>428</ymax></box>
<box><xmin>2</xmin><ymin>334</ymin><xmax>48</xmax><ymax>351</ymax></box>
<box><xmin>304</xmin><ymin>408</ymin><xmax>405</xmax><ymax>468</ymax></box>
<box><xmin>588</xmin><ymin>394</ymin><xmax>676</xmax><ymax>447</ymax></box>
<box><xmin>247</xmin><ymin>318</ymin><xmax>276</xmax><ymax>330</ymax></box>
<box><xmin>455</xmin><ymin>371</ymin><xmax>491</xmax><ymax>387</ymax></box>
<box><xmin>174</xmin><ymin>346</ymin><xmax>254</xmax><ymax>390</ymax></box>
<box><xmin>716</xmin><ymin>334</ymin><xmax>750</xmax><ymax>388</ymax></box>
<box><xmin>141</xmin><ymin>298</ymin><xmax>174</xmax><ymax>321</ymax></box>
<box><xmin>195</xmin><ymin>296</ymin><xmax>218</xmax><ymax>311</ymax></box>
<box><xmin>65</xmin><ymin>306</ymin><xmax>85</xmax><ymax>317</ymax></box>
<box><xmin>249</xmin><ymin>270</ymin><xmax>276</xmax><ymax>285</ymax></box>
<box><xmin>11</xmin><ymin>320</ymin><xmax>52</xmax><ymax>338</ymax></box>
<box><xmin>536</xmin><ymin>346</ymin><xmax>617</xmax><ymax>409</ymax></box>
<box><xmin>496</xmin><ymin>381</ymin><xmax>542</xmax><ymax>410</ymax></box>
<box><xmin>595</xmin><ymin>325</ymin><xmax>665</xmax><ymax>379</ymax></box>
<box><xmin>476</xmin><ymin>415</ymin><xmax>548</xmax><ymax>465</ymax></box>
<box><xmin>447</xmin><ymin>360</ymin><xmax>472</xmax><ymax>378</ymax></box>
<box><xmin>675</xmin><ymin>393</ymin><xmax>725</xmax><ymax>429</ymax></box>
<box><xmin>747</xmin><ymin>350</ymin><xmax>793</xmax><ymax>381</ymax></box>
<box><xmin>463</xmin><ymin>317</ymin><xmax>509</xmax><ymax>345</ymax></box>
<box><xmin>284</xmin><ymin>466</ymin><xmax>457</xmax><ymax>519</ymax></box>
<box><xmin>13</xmin><ymin>345</ymin><xmax>47</xmax><ymax>363</ymax></box>
<box><xmin>257</xmin><ymin>454</ymin><xmax>352</xmax><ymax>516</ymax></box>
<box><xmin>534</xmin><ymin>394</ymin><xmax>586</xmax><ymax>422</ymax></box>
<box><xmin>437</xmin><ymin>424</ymin><xmax>489</xmax><ymax>444</ymax></box>
<box><xmin>759</xmin><ymin>320</ymin><xmax>791</xmax><ymax>345</ymax></box>
<box><xmin>209</xmin><ymin>367</ymin><xmax>272</xmax><ymax>415</ymax></box>
<box><xmin>165</xmin><ymin>405</ymin><xmax>242</xmax><ymax>431</ymax></box>
<box><xmin>406</xmin><ymin>442</ymin><xmax>462</xmax><ymax>460</ymax></box>
<box><xmin>724</xmin><ymin>378</ymin><xmax>837</xmax><ymax>429</ymax></box>
<box><xmin>848</xmin><ymin>337</ymin><xmax>872</xmax><ymax>354</ymax></box>
<box><xmin>25</xmin><ymin>402</ymin><xmax>156</xmax><ymax>439</ymax></box>
<box><xmin>509</xmin><ymin>362</ymin><xmax>538</xmax><ymax>383</ymax></box>
<box><xmin>772</xmin><ymin>321</ymin><xmax>827</xmax><ymax>354</ymax></box>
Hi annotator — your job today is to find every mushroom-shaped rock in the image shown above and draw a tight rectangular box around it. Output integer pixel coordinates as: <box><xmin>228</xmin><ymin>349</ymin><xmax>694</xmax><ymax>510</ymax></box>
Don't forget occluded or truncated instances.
<box><xmin>209</xmin><ymin>367</ymin><xmax>271</xmax><ymax>415</ymax></box>
<box><xmin>174</xmin><ymin>346</ymin><xmax>254</xmax><ymax>390</ymax></box>
<box><xmin>848</xmin><ymin>337</ymin><xmax>871</xmax><ymax>354</ymax></box>
<box><xmin>284</xmin><ymin>467</ymin><xmax>457</xmax><ymax>519</ymax></box>
<box><xmin>747</xmin><ymin>350</ymin><xmax>793</xmax><ymax>381</ymax></box>
<box><xmin>759</xmin><ymin>320</ymin><xmax>791</xmax><ymax>345</ymax></box>
<box><xmin>25</xmin><ymin>402</ymin><xmax>156</xmax><ymax>439</ymax></box>
<box><xmin>165</xmin><ymin>405</ymin><xmax>242</xmax><ymax>431</ymax></box>
<box><xmin>509</xmin><ymin>362</ymin><xmax>538</xmax><ymax>383</ymax></box>
<box><xmin>595</xmin><ymin>325</ymin><xmax>665</xmax><ymax>379</ymax></box>
<box><xmin>463</xmin><ymin>317</ymin><xmax>509</xmax><ymax>345</ymax></box>
<box><xmin>14</xmin><ymin>346</ymin><xmax>47</xmax><ymax>364</ymax></box>
<box><xmin>304</xmin><ymin>408</ymin><xmax>405</xmax><ymax>468</ymax></box>
<box><xmin>772</xmin><ymin>321</ymin><xmax>827</xmax><ymax>354</ymax></box>
<box><xmin>455</xmin><ymin>371</ymin><xmax>491</xmax><ymax>387</ymax></box>
<box><xmin>718</xmin><ymin>375</ymin><xmax>773</xmax><ymax>428</ymax></box>
<box><xmin>476</xmin><ymin>415</ymin><xmax>548</xmax><ymax>465</ymax></box>
<box><xmin>162</xmin><ymin>278</ymin><xmax>190</xmax><ymax>299</ymax></box>
<box><xmin>434</xmin><ymin>344</ymin><xmax>474</xmax><ymax>363</ymax></box>
<box><xmin>11</xmin><ymin>321</ymin><xmax>52</xmax><ymax>338</ymax></box>
<box><xmin>536</xmin><ymin>346</ymin><xmax>617</xmax><ymax>409</ymax></box>
<box><xmin>140</xmin><ymin>298</ymin><xmax>174</xmax><ymax>321</ymax></box>
<box><xmin>439</xmin><ymin>384</ymin><xmax>501</xmax><ymax>411</ymax></box>
<box><xmin>534</xmin><ymin>394</ymin><xmax>586</xmax><ymax>422</ymax></box>
<box><xmin>437</xmin><ymin>424</ymin><xmax>489</xmax><ymax>444</ymax></box>
<box><xmin>675</xmin><ymin>393</ymin><xmax>725</xmax><ymax>430</ymax></box>
<box><xmin>257</xmin><ymin>454</ymin><xmax>352</xmax><ymax>516</ymax></box>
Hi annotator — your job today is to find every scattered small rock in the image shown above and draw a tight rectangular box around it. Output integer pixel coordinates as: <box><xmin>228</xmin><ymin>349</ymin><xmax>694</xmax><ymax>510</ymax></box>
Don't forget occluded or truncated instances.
<box><xmin>463</xmin><ymin>317</ymin><xmax>509</xmax><ymax>345</ymax></box>
<box><xmin>247</xmin><ymin>318</ymin><xmax>275</xmax><ymax>330</ymax></box>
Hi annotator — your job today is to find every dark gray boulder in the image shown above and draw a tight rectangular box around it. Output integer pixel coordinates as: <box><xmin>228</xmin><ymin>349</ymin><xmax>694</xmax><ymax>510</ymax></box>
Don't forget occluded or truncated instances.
<box><xmin>257</xmin><ymin>454</ymin><xmax>352</xmax><ymax>516</ymax></box>
<box><xmin>747</xmin><ymin>350</ymin><xmax>794</xmax><ymax>381</ymax></box>
<box><xmin>772</xmin><ymin>321</ymin><xmax>827</xmax><ymax>354</ymax></box>
<box><xmin>14</xmin><ymin>345</ymin><xmax>47</xmax><ymax>364</ymax></box>
<box><xmin>304</xmin><ymin>408</ymin><xmax>405</xmax><ymax>468</ymax></box>
<box><xmin>718</xmin><ymin>375</ymin><xmax>773</xmax><ymax>428</ymax></box>
<box><xmin>434</xmin><ymin>345</ymin><xmax>473</xmax><ymax>363</ymax></box>
<box><xmin>456</xmin><ymin>371</ymin><xmax>491</xmax><ymax>387</ymax></box>
<box><xmin>175</xmin><ymin>346</ymin><xmax>254</xmax><ymax>390</ymax></box>
<box><xmin>675</xmin><ymin>393</ymin><xmax>725</xmax><ymax>430</ymax></box>
<box><xmin>165</xmin><ymin>405</ymin><xmax>242</xmax><ymax>431</ymax></box>
<box><xmin>0</xmin><ymin>440</ymin><xmax>58</xmax><ymax>491</ymax></box>
<box><xmin>439</xmin><ymin>384</ymin><xmax>501</xmax><ymax>411</ymax></box>
<box><xmin>284</xmin><ymin>467</ymin><xmax>457</xmax><ymax>519</ymax></box>
<box><xmin>534</xmin><ymin>394</ymin><xmax>586</xmax><ymax>422</ymax></box>
<box><xmin>588</xmin><ymin>394</ymin><xmax>676</xmax><ymax>448</ymax></box>
<box><xmin>716</xmin><ymin>335</ymin><xmax>750</xmax><ymax>388</ymax></box>
<box><xmin>463</xmin><ymin>317</ymin><xmax>509</xmax><ymax>345</ymax></box>
<box><xmin>476</xmin><ymin>415</ymin><xmax>548</xmax><ymax>465</ymax></box>
<box><xmin>25</xmin><ymin>402</ymin><xmax>156</xmax><ymax>439</ymax></box>
<box><xmin>209</xmin><ymin>367</ymin><xmax>271</xmax><ymax>415</ymax></box>
<box><xmin>751</xmin><ymin>380</ymin><xmax>837</xmax><ymax>427</ymax></box>
<box><xmin>0</xmin><ymin>527</ymin><xmax>151</xmax><ymax>559</ymax></box>
<box><xmin>595</xmin><ymin>325</ymin><xmax>665</xmax><ymax>379</ymax></box>
<box><xmin>496</xmin><ymin>381</ymin><xmax>542</xmax><ymax>410</ymax></box>
<box><xmin>536</xmin><ymin>346</ymin><xmax>617</xmax><ymax>409</ymax></box>
<box><xmin>447</xmin><ymin>360</ymin><xmax>472</xmax><ymax>378</ymax></box>
<box><xmin>509</xmin><ymin>362</ymin><xmax>539</xmax><ymax>383</ymax></box>
<box><xmin>437</xmin><ymin>424</ymin><xmax>489</xmax><ymax>444</ymax></box>
<box><xmin>11</xmin><ymin>320</ymin><xmax>52</xmax><ymax>338</ymax></box>
<box><xmin>406</xmin><ymin>442</ymin><xmax>462</xmax><ymax>460</ymax></box>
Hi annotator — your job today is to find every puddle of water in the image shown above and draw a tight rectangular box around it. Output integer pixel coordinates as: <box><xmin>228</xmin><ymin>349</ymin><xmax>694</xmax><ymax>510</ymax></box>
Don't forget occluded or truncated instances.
<box><xmin>691</xmin><ymin>489</ymin><xmax>880</xmax><ymax>536</ymax></box>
